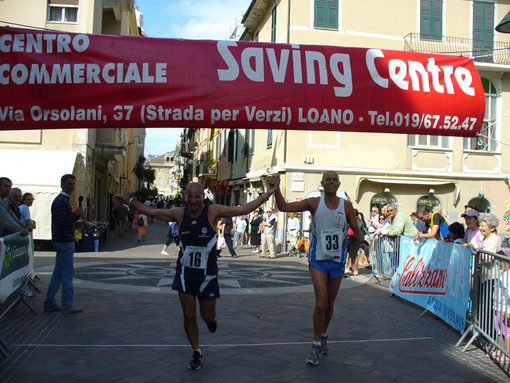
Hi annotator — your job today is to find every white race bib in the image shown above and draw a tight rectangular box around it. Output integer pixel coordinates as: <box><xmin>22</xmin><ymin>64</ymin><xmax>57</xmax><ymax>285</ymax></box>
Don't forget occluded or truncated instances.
<box><xmin>320</xmin><ymin>229</ymin><xmax>342</xmax><ymax>254</ymax></box>
<box><xmin>181</xmin><ymin>246</ymin><xmax>208</xmax><ymax>270</ymax></box>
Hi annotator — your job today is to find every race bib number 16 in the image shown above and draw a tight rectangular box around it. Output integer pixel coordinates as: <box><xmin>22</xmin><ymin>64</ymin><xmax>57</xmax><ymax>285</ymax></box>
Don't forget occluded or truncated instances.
<box><xmin>182</xmin><ymin>246</ymin><xmax>208</xmax><ymax>269</ymax></box>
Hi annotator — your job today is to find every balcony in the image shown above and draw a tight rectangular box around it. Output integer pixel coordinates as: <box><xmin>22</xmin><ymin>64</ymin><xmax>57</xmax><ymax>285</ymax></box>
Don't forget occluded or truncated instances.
<box><xmin>95</xmin><ymin>128</ymin><xmax>127</xmax><ymax>161</ymax></box>
<box><xmin>196</xmin><ymin>161</ymin><xmax>217</xmax><ymax>179</ymax></box>
<box><xmin>404</xmin><ymin>33</ymin><xmax>510</xmax><ymax>65</ymax></box>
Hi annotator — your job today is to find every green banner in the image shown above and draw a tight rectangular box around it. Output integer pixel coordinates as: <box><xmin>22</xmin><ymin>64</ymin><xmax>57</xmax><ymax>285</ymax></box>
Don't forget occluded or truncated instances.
<box><xmin>0</xmin><ymin>234</ymin><xmax>30</xmax><ymax>279</ymax></box>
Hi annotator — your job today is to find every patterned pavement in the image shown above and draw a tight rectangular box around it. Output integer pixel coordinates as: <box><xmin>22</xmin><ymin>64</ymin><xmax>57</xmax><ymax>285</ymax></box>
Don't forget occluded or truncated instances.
<box><xmin>1</xmin><ymin>220</ymin><xmax>509</xmax><ymax>382</ymax></box>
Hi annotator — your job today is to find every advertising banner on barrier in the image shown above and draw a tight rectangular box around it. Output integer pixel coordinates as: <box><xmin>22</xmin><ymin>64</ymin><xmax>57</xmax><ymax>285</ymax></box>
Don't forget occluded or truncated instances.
<box><xmin>0</xmin><ymin>27</ymin><xmax>485</xmax><ymax>136</ymax></box>
<box><xmin>389</xmin><ymin>237</ymin><xmax>471</xmax><ymax>333</ymax></box>
<box><xmin>0</xmin><ymin>233</ymin><xmax>32</xmax><ymax>304</ymax></box>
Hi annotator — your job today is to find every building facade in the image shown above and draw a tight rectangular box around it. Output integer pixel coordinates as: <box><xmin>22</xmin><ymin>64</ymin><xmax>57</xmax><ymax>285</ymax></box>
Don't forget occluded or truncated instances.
<box><xmin>0</xmin><ymin>0</ymin><xmax>146</xmax><ymax>240</ymax></box>
<box><xmin>181</xmin><ymin>0</ymin><xmax>510</xmax><ymax>247</ymax></box>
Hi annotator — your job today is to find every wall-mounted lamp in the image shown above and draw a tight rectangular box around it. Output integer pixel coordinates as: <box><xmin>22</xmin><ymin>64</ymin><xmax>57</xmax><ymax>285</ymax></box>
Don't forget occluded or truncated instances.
<box><xmin>496</xmin><ymin>11</ymin><xmax>510</xmax><ymax>33</ymax></box>
<box><xmin>428</xmin><ymin>188</ymin><xmax>435</xmax><ymax>194</ymax></box>
<box><xmin>479</xmin><ymin>190</ymin><xmax>484</xmax><ymax>198</ymax></box>
<box><xmin>384</xmin><ymin>187</ymin><xmax>390</xmax><ymax>193</ymax></box>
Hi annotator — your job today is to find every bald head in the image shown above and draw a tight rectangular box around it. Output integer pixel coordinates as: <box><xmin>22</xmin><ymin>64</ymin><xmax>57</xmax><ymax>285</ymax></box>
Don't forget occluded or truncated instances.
<box><xmin>185</xmin><ymin>182</ymin><xmax>205</xmax><ymax>195</ymax></box>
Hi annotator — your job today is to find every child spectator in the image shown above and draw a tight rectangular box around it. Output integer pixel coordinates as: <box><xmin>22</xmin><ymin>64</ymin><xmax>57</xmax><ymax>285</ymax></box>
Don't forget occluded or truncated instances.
<box><xmin>446</xmin><ymin>222</ymin><xmax>465</xmax><ymax>244</ymax></box>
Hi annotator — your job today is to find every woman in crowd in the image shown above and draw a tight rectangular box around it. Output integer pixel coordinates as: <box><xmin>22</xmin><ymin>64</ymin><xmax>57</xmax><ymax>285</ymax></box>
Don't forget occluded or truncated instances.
<box><xmin>479</xmin><ymin>213</ymin><xmax>502</xmax><ymax>253</ymax></box>
<box><xmin>20</xmin><ymin>192</ymin><xmax>36</xmax><ymax>229</ymax></box>
<box><xmin>250</xmin><ymin>210</ymin><xmax>263</xmax><ymax>253</ymax></box>
<box><xmin>463</xmin><ymin>209</ymin><xmax>483</xmax><ymax>252</ymax></box>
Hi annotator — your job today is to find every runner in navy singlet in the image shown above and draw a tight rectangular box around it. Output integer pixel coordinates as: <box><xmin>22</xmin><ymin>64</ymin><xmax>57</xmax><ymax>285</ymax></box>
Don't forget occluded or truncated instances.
<box><xmin>271</xmin><ymin>172</ymin><xmax>368</xmax><ymax>367</ymax></box>
<box><xmin>113</xmin><ymin>181</ymin><xmax>276</xmax><ymax>370</ymax></box>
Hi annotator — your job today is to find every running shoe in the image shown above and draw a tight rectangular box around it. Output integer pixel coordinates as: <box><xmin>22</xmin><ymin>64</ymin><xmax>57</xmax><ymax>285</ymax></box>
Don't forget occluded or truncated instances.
<box><xmin>207</xmin><ymin>320</ymin><xmax>217</xmax><ymax>333</ymax></box>
<box><xmin>305</xmin><ymin>344</ymin><xmax>321</xmax><ymax>366</ymax></box>
<box><xmin>320</xmin><ymin>335</ymin><xmax>328</xmax><ymax>355</ymax></box>
<box><xmin>187</xmin><ymin>351</ymin><xmax>202</xmax><ymax>370</ymax></box>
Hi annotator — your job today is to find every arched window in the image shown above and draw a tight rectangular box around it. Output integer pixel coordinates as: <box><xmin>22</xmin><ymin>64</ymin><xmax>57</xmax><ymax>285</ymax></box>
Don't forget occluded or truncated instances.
<box><xmin>468</xmin><ymin>195</ymin><xmax>491</xmax><ymax>213</ymax></box>
<box><xmin>464</xmin><ymin>78</ymin><xmax>498</xmax><ymax>152</ymax></box>
<box><xmin>417</xmin><ymin>193</ymin><xmax>441</xmax><ymax>211</ymax></box>
<box><xmin>371</xmin><ymin>191</ymin><xmax>397</xmax><ymax>211</ymax></box>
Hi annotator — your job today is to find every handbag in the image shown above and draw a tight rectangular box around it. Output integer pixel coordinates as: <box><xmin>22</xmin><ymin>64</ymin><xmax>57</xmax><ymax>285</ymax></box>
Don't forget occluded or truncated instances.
<box><xmin>217</xmin><ymin>236</ymin><xmax>226</xmax><ymax>250</ymax></box>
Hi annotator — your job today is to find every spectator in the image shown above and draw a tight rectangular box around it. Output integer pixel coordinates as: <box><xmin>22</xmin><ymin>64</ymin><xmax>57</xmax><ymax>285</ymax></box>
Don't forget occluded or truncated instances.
<box><xmin>161</xmin><ymin>221</ymin><xmax>179</xmax><ymax>255</ymax></box>
<box><xmin>7</xmin><ymin>187</ymin><xmax>22</xmax><ymax>221</ymax></box>
<box><xmin>220</xmin><ymin>217</ymin><xmax>238</xmax><ymax>258</ymax></box>
<box><xmin>387</xmin><ymin>203</ymin><xmax>418</xmax><ymax>237</ymax></box>
<box><xmin>367</xmin><ymin>206</ymin><xmax>380</xmax><ymax>236</ymax></box>
<box><xmin>250</xmin><ymin>210</ymin><xmax>263</xmax><ymax>253</ymax></box>
<box><xmin>374</xmin><ymin>212</ymin><xmax>390</xmax><ymax>237</ymax></box>
<box><xmin>137</xmin><ymin>212</ymin><xmax>148</xmax><ymax>242</ymax></box>
<box><xmin>260</xmin><ymin>208</ymin><xmax>277</xmax><ymax>259</ymax></box>
<box><xmin>479</xmin><ymin>213</ymin><xmax>502</xmax><ymax>253</ymax></box>
<box><xmin>446</xmin><ymin>222</ymin><xmax>465</xmax><ymax>244</ymax></box>
<box><xmin>234</xmin><ymin>214</ymin><xmax>247</xmax><ymax>249</ymax></box>
<box><xmin>410</xmin><ymin>212</ymin><xmax>426</xmax><ymax>233</ymax></box>
<box><xmin>414</xmin><ymin>206</ymin><xmax>449</xmax><ymax>241</ymax></box>
<box><xmin>0</xmin><ymin>177</ymin><xmax>29</xmax><ymax>237</ymax></box>
<box><xmin>462</xmin><ymin>209</ymin><xmax>483</xmax><ymax>252</ymax></box>
<box><xmin>116</xmin><ymin>202</ymin><xmax>129</xmax><ymax>237</ymax></box>
<box><xmin>287</xmin><ymin>212</ymin><xmax>300</xmax><ymax>251</ymax></box>
<box><xmin>20</xmin><ymin>192</ymin><xmax>36</xmax><ymax>229</ymax></box>
<box><xmin>43</xmin><ymin>174</ymin><xmax>84</xmax><ymax>314</ymax></box>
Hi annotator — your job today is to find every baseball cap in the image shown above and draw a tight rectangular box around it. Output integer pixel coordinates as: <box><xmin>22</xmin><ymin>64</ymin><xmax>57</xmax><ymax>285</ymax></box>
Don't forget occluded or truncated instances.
<box><xmin>461</xmin><ymin>209</ymin><xmax>479</xmax><ymax>218</ymax></box>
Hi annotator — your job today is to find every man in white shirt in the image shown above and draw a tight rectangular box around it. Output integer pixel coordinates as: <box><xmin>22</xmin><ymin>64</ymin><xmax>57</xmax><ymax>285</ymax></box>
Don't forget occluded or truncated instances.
<box><xmin>260</xmin><ymin>208</ymin><xmax>277</xmax><ymax>259</ymax></box>
<box><xmin>287</xmin><ymin>212</ymin><xmax>300</xmax><ymax>250</ymax></box>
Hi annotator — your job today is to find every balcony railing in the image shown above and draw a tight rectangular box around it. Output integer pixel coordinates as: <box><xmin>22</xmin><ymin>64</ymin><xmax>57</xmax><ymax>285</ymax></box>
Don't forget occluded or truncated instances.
<box><xmin>196</xmin><ymin>161</ymin><xmax>217</xmax><ymax>179</ymax></box>
<box><xmin>404</xmin><ymin>33</ymin><xmax>510</xmax><ymax>65</ymax></box>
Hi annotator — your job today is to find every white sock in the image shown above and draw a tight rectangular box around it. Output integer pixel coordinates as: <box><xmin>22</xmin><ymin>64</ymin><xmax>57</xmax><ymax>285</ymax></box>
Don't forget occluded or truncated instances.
<box><xmin>321</xmin><ymin>333</ymin><xmax>328</xmax><ymax>338</ymax></box>
<box><xmin>313</xmin><ymin>340</ymin><xmax>321</xmax><ymax>347</ymax></box>
<box><xmin>193</xmin><ymin>348</ymin><xmax>202</xmax><ymax>355</ymax></box>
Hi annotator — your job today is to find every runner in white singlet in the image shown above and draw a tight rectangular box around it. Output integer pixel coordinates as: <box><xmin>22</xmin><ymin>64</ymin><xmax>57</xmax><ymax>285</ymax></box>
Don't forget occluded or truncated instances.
<box><xmin>271</xmin><ymin>171</ymin><xmax>368</xmax><ymax>367</ymax></box>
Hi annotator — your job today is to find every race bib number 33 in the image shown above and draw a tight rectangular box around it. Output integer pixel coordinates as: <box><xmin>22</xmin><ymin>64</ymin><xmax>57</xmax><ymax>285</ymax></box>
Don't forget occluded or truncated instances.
<box><xmin>320</xmin><ymin>229</ymin><xmax>341</xmax><ymax>253</ymax></box>
<box><xmin>182</xmin><ymin>246</ymin><xmax>208</xmax><ymax>269</ymax></box>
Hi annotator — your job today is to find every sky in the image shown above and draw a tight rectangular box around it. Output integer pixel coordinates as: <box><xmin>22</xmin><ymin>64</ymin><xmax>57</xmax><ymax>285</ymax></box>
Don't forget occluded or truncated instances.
<box><xmin>136</xmin><ymin>0</ymin><xmax>252</xmax><ymax>156</ymax></box>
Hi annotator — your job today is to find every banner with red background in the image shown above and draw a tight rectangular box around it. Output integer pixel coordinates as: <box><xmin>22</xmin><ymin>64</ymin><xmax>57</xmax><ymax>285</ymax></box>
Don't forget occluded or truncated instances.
<box><xmin>0</xmin><ymin>27</ymin><xmax>485</xmax><ymax>136</ymax></box>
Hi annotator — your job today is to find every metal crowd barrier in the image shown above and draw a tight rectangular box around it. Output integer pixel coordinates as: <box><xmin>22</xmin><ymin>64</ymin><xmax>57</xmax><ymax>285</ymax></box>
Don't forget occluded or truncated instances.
<box><xmin>365</xmin><ymin>236</ymin><xmax>401</xmax><ymax>284</ymax></box>
<box><xmin>456</xmin><ymin>249</ymin><xmax>510</xmax><ymax>360</ymax></box>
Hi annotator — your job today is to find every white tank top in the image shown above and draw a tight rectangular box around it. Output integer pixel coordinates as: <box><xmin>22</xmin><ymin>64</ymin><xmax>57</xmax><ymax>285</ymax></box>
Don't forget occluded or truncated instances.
<box><xmin>309</xmin><ymin>197</ymin><xmax>349</xmax><ymax>263</ymax></box>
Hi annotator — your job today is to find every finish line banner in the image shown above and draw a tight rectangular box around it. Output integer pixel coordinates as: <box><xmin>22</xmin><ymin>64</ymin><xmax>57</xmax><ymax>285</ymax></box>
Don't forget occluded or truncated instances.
<box><xmin>0</xmin><ymin>232</ymin><xmax>32</xmax><ymax>304</ymax></box>
<box><xmin>0</xmin><ymin>27</ymin><xmax>485</xmax><ymax>136</ymax></box>
<box><xmin>389</xmin><ymin>237</ymin><xmax>471</xmax><ymax>333</ymax></box>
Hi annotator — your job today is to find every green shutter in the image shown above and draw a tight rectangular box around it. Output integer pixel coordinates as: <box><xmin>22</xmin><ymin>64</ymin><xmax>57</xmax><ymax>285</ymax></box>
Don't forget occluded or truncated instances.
<box><xmin>315</xmin><ymin>0</ymin><xmax>337</xmax><ymax>29</ymax></box>
<box><xmin>420</xmin><ymin>0</ymin><xmax>442</xmax><ymax>40</ymax></box>
<box><xmin>473</xmin><ymin>1</ymin><xmax>494</xmax><ymax>63</ymax></box>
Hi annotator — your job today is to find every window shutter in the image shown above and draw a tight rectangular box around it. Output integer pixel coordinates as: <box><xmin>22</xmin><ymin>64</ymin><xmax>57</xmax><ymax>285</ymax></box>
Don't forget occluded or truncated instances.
<box><xmin>327</xmin><ymin>0</ymin><xmax>338</xmax><ymax>29</ymax></box>
<box><xmin>315</xmin><ymin>0</ymin><xmax>327</xmax><ymax>27</ymax></box>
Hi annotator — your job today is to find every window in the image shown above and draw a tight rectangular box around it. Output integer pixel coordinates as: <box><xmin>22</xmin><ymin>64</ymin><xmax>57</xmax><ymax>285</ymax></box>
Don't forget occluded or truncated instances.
<box><xmin>473</xmin><ymin>1</ymin><xmax>494</xmax><ymax>63</ymax></box>
<box><xmin>267</xmin><ymin>129</ymin><xmax>273</xmax><ymax>148</ymax></box>
<box><xmin>464</xmin><ymin>78</ymin><xmax>497</xmax><ymax>152</ymax></box>
<box><xmin>168</xmin><ymin>178</ymin><xmax>172</xmax><ymax>186</ymax></box>
<box><xmin>271</xmin><ymin>6</ymin><xmax>277</xmax><ymax>43</ymax></box>
<box><xmin>314</xmin><ymin>0</ymin><xmax>338</xmax><ymax>29</ymax></box>
<box><xmin>370</xmin><ymin>192</ymin><xmax>397</xmax><ymax>210</ymax></box>
<box><xmin>420</xmin><ymin>0</ymin><xmax>442</xmax><ymax>40</ymax></box>
<box><xmin>47</xmin><ymin>1</ymin><xmax>79</xmax><ymax>23</ymax></box>
<box><xmin>417</xmin><ymin>193</ymin><xmax>441</xmax><ymax>211</ymax></box>
<box><xmin>158</xmin><ymin>177</ymin><xmax>162</xmax><ymax>186</ymax></box>
<box><xmin>408</xmin><ymin>134</ymin><xmax>450</xmax><ymax>149</ymax></box>
<box><xmin>228</xmin><ymin>129</ymin><xmax>238</xmax><ymax>162</ymax></box>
